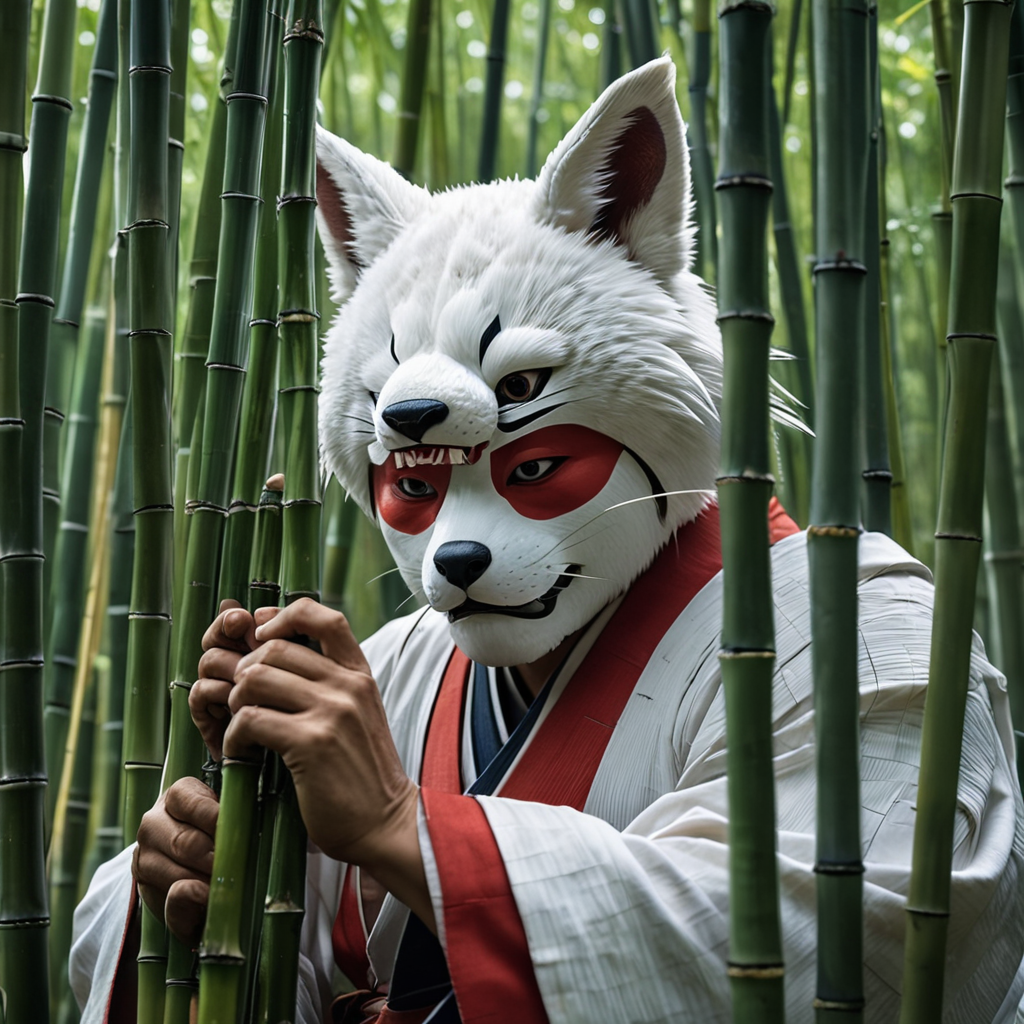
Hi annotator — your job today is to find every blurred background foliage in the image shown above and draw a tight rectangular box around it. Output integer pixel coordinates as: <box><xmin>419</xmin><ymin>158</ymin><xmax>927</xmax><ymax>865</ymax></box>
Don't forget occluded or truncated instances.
<box><xmin>35</xmin><ymin>0</ymin><xmax>949</xmax><ymax>573</ymax></box>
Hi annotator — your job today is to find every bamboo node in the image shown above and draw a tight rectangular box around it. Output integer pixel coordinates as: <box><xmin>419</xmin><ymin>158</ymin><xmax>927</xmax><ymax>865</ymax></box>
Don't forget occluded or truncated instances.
<box><xmin>714</xmin><ymin>173</ymin><xmax>773</xmax><ymax>192</ymax></box>
<box><xmin>933</xmin><ymin>531</ymin><xmax>982</xmax><ymax>543</ymax></box>
<box><xmin>15</xmin><ymin>292</ymin><xmax>55</xmax><ymax>308</ymax></box>
<box><xmin>813</xmin><ymin>860</ymin><xmax>865</xmax><ymax>875</ymax></box>
<box><xmin>813</xmin><ymin>999</ymin><xmax>865</xmax><ymax>1012</ymax></box>
<box><xmin>716</xmin><ymin>309</ymin><xmax>775</xmax><ymax>324</ymax></box>
<box><xmin>279</xmin><ymin>384</ymin><xmax>321</xmax><ymax>394</ymax></box>
<box><xmin>949</xmin><ymin>190</ymin><xmax>1003</xmax><ymax>203</ymax></box>
<box><xmin>0</xmin><ymin>418</ymin><xmax>26</xmax><ymax>427</ymax></box>
<box><xmin>726</xmin><ymin>963</ymin><xmax>784</xmax><ymax>979</ymax></box>
<box><xmin>169</xmin><ymin>138</ymin><xmax>184</xmax><ymax>152</ymax></box>
<box><xmin>862</xmin><ymin>469</ymin><xmax>893</xmax><ymax>482</ymax></box>
<box><xmin>277</xmin><ymin>194</ymin><xmax>317</xmax><ymax>210</ymax></box>
<box><xmin>128</xmin><ymin>64</ymin><xmax>173</xmax><ymax>76</ymax></box>
<box><xmin>812</xmin><ymin>259</ymin><xmax>867</xmax><ymax>276</ymax></box>
<box><xmin>250</xmin><ymin>318</ymin><xmax>277</xmax><ymax>328</ymax></box>
<box><xmin>716</xmin><ymin>472</ymin><xmax>775</xmax><ymax>485</ymax></box>
<box><xmin>127</xmin><ymin>613</ymin><xmax>172</xmax><ymax>622</ymax></box>
<box><xmin>0</xmin><ymin>131</ymin><xmax>27</xmax><ymax>153</ymax></box>
<box><xmin>226</xmin><ymin>90</ymin><xmax>269</xmax><ymax>105</ymax></box>
<box><xmin>31</xmin><ymin>93</ymin><xmax>74</xmax><ymax>112</ymax></box>
<box><xmin>806</xmin><ymin>525</ymin><xmax>860</xmax><ymax>539</ymax></box>
<box><xmin>946</xmin><ymin>332</ymin><xmax>997</xmax><ymax>343</ymax></box>
<box><xmin>984</xmin><ymin>549</ymin><xmax>1024</xmax><ymax>562</ymax></box>
<box><xmin>905</xmin><ymin>906</ymin><xmax>950</xmax><ymax>919</ymax></box>
<box><xmin>220</xmin><ymin>190</ymin><xmax>264</xmax><ymax>204</ymax></box>
<box><xmin>205</xmin><ymin>361</ymin><xmax>245</xmax><ymax>372</ymax></box>
<box><xmin>278</xmin><ymin>309</ymin><xmax>320</xmax><ymax>324</ymax></box>
<box><xmin>0</xmin><ymin>916</ymin><xmax>51</xmax><ymax>928</ymax></box>
<box><xmin>185</xmin><ymin>500</ymin><xmax>228</xmax><ymax>515</ymax></box>
<box><xmin>718</xmin><ymin>649</ymin><xmax>775</xmax><ymax>659</ymax></box>
<box><xmin>133</xmin><ymin>503</ymin><xmax>175</xmax><ymax>514</ymax></box>
<box><xmin>284</xmin><ymin>21</ymin><xmax>326</xmax><ymax>43</ymax></box>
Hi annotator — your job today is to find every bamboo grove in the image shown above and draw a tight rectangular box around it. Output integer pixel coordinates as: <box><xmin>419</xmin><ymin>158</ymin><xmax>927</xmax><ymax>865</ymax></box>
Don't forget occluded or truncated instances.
<box><xmin>1</xmin><ymin>0</ymin><xmax>1024</xmax><ymax>1021</ymax></box>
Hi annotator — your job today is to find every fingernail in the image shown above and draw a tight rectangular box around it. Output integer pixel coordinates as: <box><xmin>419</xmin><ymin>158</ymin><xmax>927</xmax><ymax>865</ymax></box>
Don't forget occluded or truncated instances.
<box><xmin>254</xmin><ymin>624</ymin><xmax>265</xmax><ymax>638</ymax></box>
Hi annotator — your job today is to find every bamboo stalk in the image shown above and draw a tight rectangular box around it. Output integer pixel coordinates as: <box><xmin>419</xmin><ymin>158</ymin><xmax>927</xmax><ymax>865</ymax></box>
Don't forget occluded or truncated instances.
<box><xmin>3</xmin><ymin>0</ymin><xmax>79</xmax><ymax>1013</ymax></box>
<box><xmin>43</xmin><ymin>0</ymin><xmax>118</xmax><ymax>831</ymax></box>
<box><xmin>688</xmin><ymin>0</ymin><xmax>717</xmax><ymax>281</ymax></box>
<box><xmin>162</xmin><ymin>2</ymin><xmax>272</xmax><ymax>1018</ymax></box>
<box><xmin>393</xmin><ymin>0</ymin><xmax>433</xmax><ymax>178</ymax></box>
<box><xmin>861</xmin><ymin>5</ymin><xmax>891</xmax><ymax>537</ymax></box>
<box><xmin>716</xmin><ymin>3</ymin><xmax>785</xmax><ymax>1021</ymax></box>
<box><xmin>0</xmin><ymin>0</ymin><xmax>44</xmax><ymax>1016</ymax></box>
<box><xmin>44</xmin><ymin>300</ymin><xmax>108</xmax><ymax>1015</ymax></box>
<box><xmin>478</xmin><ymin>0</ymin><xmax>510</xmax><ymax>181</ymax></box>
<box><xmin>899</xmin><ymin>3</ymin><xmax>1013</xmax><ymax>1020</ymax></box>
<box><xmin>768</xmin><ymin>84</ymin><xmax>812</xmax><ymax>525</ymax></box>
<box><xmin>168</xmin><ymin>0</ymin><xmax>192</xmax><ymax>309</ymax></box>
<box><xmin>620</xmin><ymin>0</ymin><xmax>659</xmax><ymax>67</ymax></box>
<box><xmin>982</xmin><ymin>349</ymin><xmax>1024</xmax><ymax>780</ymax></box>
<box><xmin>121</xmin><ymin>0</ymin><xmax>177</xmax><ymax>1018</ymax></box>
<box><xmin>600</xmin><ymin>0</ymin><xmax>623</xmax><ymax>89</ymax></box>
<box><xmin>525</xmin><ymin>0</ymin><xmax>552</xmax><ymax>178</ymax></box>
<box><xmin>255</xmin><ymin>5</ymin><xmax>324</xmax><ymax>1017</ymax></box>
<box><xmin>426</xmin><ymin>0</ymin><xmax>450</xmax><ymax>191</ymax></box>
<box><xmin>218</xmin><ymin>9</ymin><xmax>285</xmax><ymax>608</ymax></box>
<box><xmin>809</xmin><ymin>0</ymin><xmax>870</xmax><ymax>1019</ymax></box>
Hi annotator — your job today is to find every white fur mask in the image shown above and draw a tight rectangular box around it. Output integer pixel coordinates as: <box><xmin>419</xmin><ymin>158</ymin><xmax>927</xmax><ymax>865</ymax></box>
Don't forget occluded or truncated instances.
<box><xmin>315</xmin><ymin>56</ymin><xmax>722</xmax><ymax>667</ymax></box>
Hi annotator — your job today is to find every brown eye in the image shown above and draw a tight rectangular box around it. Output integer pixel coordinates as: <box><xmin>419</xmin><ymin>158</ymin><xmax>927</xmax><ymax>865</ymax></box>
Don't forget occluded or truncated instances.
<box><xmin>497</xmin><ymin>369</ymin><xmax>549</xmax><ymax>406</ymax></box>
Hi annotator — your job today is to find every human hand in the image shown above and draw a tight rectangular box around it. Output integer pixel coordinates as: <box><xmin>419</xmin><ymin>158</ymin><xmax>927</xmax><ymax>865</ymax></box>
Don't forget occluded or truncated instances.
<box><xmin>189</xmin><ymin>599</ymin><xmax>259</xmax><ymax>760</ymax></box>
<box><xmin>224</xmin><ymin>599</ymin><xmax>418</xmax><ymax>869</ymax></box>
<box><xmin>133</xmin><ymin>776</ymin><xmax>219</xmax><ymax>946</ymax></box>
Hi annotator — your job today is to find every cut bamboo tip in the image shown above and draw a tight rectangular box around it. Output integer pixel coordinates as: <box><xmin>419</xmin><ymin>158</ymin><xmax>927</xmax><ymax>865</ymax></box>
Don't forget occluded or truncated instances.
<box><xmin>266</xmin><ymin>473</ymin><xmax>285</xmax><ymax>491</ymax></box>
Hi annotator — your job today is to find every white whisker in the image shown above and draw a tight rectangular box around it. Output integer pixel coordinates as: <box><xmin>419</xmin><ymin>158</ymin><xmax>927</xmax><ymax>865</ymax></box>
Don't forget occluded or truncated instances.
<box><xmin>542</xmin><ymin>570</ymin><xmax>609</xmax><ymax>582</ymax></box>
<box><xmin>602</xmin><ymin>489</ymin><xmax>715</xmax><ymax>514</ymax></box>
<box><xmin>365</xmin><ymin>566</ymin><xmax>404</xmax><ymax>585</ymax></box>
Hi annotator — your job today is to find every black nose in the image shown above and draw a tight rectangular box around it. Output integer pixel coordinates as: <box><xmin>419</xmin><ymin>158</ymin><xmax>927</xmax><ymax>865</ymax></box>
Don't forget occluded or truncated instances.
<box><xmin>434</xmin><ymin>541</ymin><xmax>492</xmax><ymax>592</ymax></box>
<box><xmin>381</xmin><ymin>399</ymin><xmax>449</xmax><ymax>443</ymax></box>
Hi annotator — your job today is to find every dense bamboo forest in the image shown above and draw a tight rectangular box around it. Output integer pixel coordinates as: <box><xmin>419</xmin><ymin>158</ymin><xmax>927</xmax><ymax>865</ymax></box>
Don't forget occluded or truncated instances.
<box><xmin>2</xmin><ymin>0</ymin><xmax>1023</xmax><ymax>1020</ymax></box>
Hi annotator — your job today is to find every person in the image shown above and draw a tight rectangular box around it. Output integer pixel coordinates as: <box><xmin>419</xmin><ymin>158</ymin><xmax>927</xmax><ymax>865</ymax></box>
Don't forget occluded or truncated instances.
<box><xmin>71</xmin><ymin>58</ymin><xmax>1024</xmax><ymax>1023</ymax></box>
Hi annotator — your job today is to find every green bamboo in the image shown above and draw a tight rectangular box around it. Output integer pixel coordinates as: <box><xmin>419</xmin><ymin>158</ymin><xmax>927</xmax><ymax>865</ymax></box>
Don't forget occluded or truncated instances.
<box><xmin>218</xmin><ymin>11</ymin><xmax>285</xmax><ymax>608</ymax></box>
<box><xmin>2</xmin><ymin>0</ymin><xmax>77</xmax><ymax>1014</ymax></box>
<box><xmin>997</xmin><ymin>245</ymin><xmax>1024</xmax><ymax>513</ymax></box>
<box><xmin>31</xmin><ymin>1</ymin><xmax>82</xmax><ymax>651</ymax></box>
<box><xmin>43</xmin><ymin>1</ymin><xmax>118</xmax><ymax>825</ymax></box>
<box><xmin>0</xmin><ymin>0</ymin><xmax>34</xmax><ymax>1006</ymax></box>
<box><xmin>478</xmin><ymin>0</ymin><xmax>510</xmax><ymax>181</ymax></box>
<box><xmin>426</xmin><ymin>0</ymin><xmax>450</xmax><ymax>191</ymax></box>
<box><xmin>525</xmin><ymin>0</ymin><xmax>553</xmax><ymax>178</ymax></box>
<box><xmin>44</xmin><ymin>301</ymin><xmax>106</xmax><ymax>1014</ymax></box>
<box><xmin>620</xmin><ymin>0</ymin><xmax>659</xmax><ymax>67</ymax></box>
<box><xmin>931</xmin><ymin>0</ymin><xmax>955</xmax><ymax>465</ymax></box>
<box><xmin>255</xmin><ymin>4</ymin><xmax>324</xmax><ymax>1017</ymax></box>
<box><xmin>899</xmin><ymin>3</ymin><xmax>1013</xmax><ymax>1020</ymax></box>
<box><xmin>172</xmin><ymin>88</ymin><xmax>230</xmax><ymax>626</ymax></box>
<box><xmin>768</xmin><ymin>85</ymin><xmax>812</xmax><ymax>525</ymax></box>
<box><xmin>47</xmin><ymin>662</ymin><xmax>97</xmax><ymax>1021</ymax></box>
<box><xmin>1003</xmin><ymin>0</ymin><xmax>1024</xmax><ymax>509</ymax></box>
<box><xmin>809</xmin><ymin>0</ymin><xmax>870</xmax><ymax>1019</ymax></box>
<box><xmin>861</xmin><ymin>6</ymin><xmax>891</xmax><ymax>537</ymax></box>
<box><xmin>394</xmin><ymin>0</ymin><xmax>433</xmax><ymax>178</ymax></box>
<box><xmin>162</xmin><ymin>2</ymin><xmax>272</xmax><ymax>1017</ymax></box>
<box><xmin>716</xmin><ymin>3</ymin><xmax>785</xmax><ymax>1021</ymax></box>
<box><xmin>600</xmin><ymin>0</ymin><xmax>623</xmax><ymax>89</ymax></box>
<box><xmin>322</xmin><ymin>478</ymin><xmax>357</xmax><ymax>614</ymax></box>
<box><xmin>168</xmin><ymin>0</ymin><xmax>191</xmax><ymax>308</ymax></box>
<box><xmin>983</xmin><ymin>349</ymin><xmax>1024</xmax><ymax>779</ymax></box>
<box><xmin>42</xmin><ymin>0</ymin><xmax>117</xmax><ymax>675</ymax></box>
<box><xmin>689</xmin><ymin>0</ymin><xmax>717</xmax><ymax>281</ymax></box>
<box><xmin>780</xmin><ymin>0</ymin><xmax>802</xmax><ymax>128</ymax></box>
<box><xmin>249</xmin><ymin>481</ymin><xmax>285</xmax><ymax>613</ymax></box>
<box><xmin>877</xmin><ymin>115</ymin><xmax>914</xmax><ymax>554</ymax></box>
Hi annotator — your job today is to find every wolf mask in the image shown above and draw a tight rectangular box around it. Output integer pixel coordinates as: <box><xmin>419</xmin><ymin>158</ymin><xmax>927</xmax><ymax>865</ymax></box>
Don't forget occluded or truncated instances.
<box><xmin>315</xmin><ymin>57</ymin><xmax>723</xmax><ymax>667</ymax></box>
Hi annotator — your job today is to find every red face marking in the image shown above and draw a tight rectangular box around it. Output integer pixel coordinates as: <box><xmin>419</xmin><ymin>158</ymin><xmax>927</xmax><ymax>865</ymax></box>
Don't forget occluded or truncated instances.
<box><xmin>373</xmin><ymin>452</ymin><xmax>453</xmax><ymax>535</ymax></box>
<box><xmin>489</xmin><ymin>425</ymin><xmax>624</xmax><ymax>520</ymax></box>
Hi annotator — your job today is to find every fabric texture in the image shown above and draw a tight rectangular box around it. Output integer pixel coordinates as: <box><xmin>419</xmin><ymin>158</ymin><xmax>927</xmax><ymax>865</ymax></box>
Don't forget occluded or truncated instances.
<box><xmin>70</xmin><ymin>527</ymin><xmax>1024</xmax><ymax>1023</ymax></box>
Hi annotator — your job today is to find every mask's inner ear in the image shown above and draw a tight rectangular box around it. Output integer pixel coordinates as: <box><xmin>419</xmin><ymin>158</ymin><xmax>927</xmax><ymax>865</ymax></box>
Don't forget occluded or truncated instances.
<box><xmin>316</xmin><ymin>160</ymin><xmax>365</xmax><ymax>272</ymax></box>
<box><xmin>591</xmin><ymin>107</ymin><xmax>667</xmax><ymax>247</ymax></box>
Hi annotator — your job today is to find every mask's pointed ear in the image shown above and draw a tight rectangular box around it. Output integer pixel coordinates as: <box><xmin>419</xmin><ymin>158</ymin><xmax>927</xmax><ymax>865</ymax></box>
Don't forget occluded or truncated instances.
<box><xmin>315</xmin><ymin>125</ymin><xmax>431</xmax><ymax>301</ymax></box>
<box><xmin>532</xmin><ymin>56</ymin><xmax>694</xmax><ymax>285</ymax></box>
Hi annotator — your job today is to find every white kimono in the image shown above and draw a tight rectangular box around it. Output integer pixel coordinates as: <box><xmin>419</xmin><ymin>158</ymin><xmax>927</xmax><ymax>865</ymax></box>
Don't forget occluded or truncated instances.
<box><xmin>70</xmin><ymin>530</ymin><xmax>1024</xmax><ymax>1023</ymax></box>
